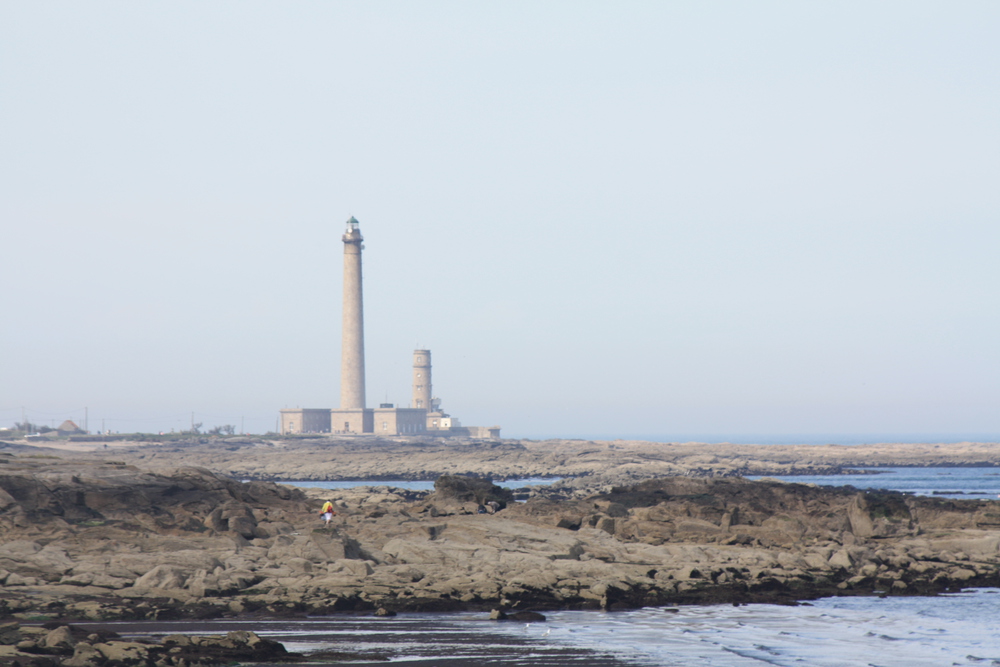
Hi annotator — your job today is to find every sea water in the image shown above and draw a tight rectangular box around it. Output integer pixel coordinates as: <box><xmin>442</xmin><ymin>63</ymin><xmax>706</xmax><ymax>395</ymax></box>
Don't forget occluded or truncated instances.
<box><xmin>747</xmin><ymin>466</ymin><xmax>1000</xmax><ymax>500</ymax></box>
<box><xmin>282</xmin><ymin>467</ymin><xmax>1000</xmax><ymax>499</ymax></box>
<box><xmin>281</xmin><ymin>476</ymin><xmax>562</xmax><ymax>492</ymax></box>
<box><xmin>89</xmin><ymin>590</ymin><xmax>1000</xmax><ymax>666</ymax></box>
<box><xmin>530</xmin><ymin>590</ymin><xmax>1000</xmax><ymax>666</ymax></box>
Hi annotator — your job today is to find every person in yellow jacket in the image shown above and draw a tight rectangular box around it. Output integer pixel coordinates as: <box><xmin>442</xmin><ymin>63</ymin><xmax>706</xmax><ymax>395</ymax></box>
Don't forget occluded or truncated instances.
<box><xmin>320</xmin><ymin>500</ymin><xmax>336</xmax><ymax>526</ymax></box>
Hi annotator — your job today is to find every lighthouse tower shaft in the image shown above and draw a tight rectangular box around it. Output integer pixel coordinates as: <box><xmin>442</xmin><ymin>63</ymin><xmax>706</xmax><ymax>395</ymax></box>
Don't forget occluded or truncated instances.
<box><xmin>341</xmin><ymin>218</ymin><xmax>366</xmax><ymax>409</ymax></box>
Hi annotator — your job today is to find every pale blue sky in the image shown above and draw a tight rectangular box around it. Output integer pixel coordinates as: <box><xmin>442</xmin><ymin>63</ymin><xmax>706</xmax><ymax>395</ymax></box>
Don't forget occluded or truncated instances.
<box><xmin>2</xmin><ymin>2</ymin><xmax>998</xmax><ymax>440</ymax></box>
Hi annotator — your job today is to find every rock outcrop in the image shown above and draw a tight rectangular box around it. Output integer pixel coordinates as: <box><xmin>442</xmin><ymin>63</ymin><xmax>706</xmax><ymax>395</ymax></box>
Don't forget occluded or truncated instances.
<box><xmin>0</xmin><ymin>621</ymin><xmax>326</xmax><ymax>667</ymax></box>
<box><xmin>18</xmin><ymin>435</ymin><xmax>1000</xmax><ymax>484</ymax></box>
<box><xmin>2</xmin><ymin>454</ymin><xmax>1000</xmax><ymax>623</ymax></box>
<box><xmin>430</xmin><ymin>475</ymin><xmax>513</xmax><ymax>510</ymax></box>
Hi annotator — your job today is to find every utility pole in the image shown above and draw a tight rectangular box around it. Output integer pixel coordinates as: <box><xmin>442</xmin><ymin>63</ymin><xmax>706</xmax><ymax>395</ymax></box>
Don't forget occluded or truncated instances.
<box><xmin>241</xmin><ymin>416</ymin><xmax>244</xmax><ymax>435</ymax></box>
<box><xmin>85</xmin><ymin>407</ymin><xmax>89</xmax><ymax>433</ymax></box>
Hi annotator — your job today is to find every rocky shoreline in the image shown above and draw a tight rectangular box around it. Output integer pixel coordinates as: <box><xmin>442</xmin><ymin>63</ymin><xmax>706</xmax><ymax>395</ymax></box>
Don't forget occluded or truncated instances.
<box><xmin>8</xmin><ymin>436</ymin><xmax>1000</xmax><ymax>486</ymax></box>
<box><xmin>0</xmin><ymin>623</ymin><xmax>333</xmax><ymax>667</ymax></box>
<box><xmin>3</xmin><ymin>441</ymin><xmax>1000</xmax><ymax>664</ymax></box>
<box><xmin>3</xmin><ymin>454</ymin><xmax>1000</xmax><ymax>611</ymax></box>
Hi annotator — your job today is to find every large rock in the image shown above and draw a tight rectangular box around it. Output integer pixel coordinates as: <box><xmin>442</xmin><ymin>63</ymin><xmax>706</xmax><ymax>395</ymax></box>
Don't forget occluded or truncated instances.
<box><xmin>42</xmin><ymin>626</ymin><xmax>74</xmax><ymax>650</ymax></box>
<box><xmin>63</xmin><ymin>642</ymin><xmax>103</xmax><ymax>667</ymax></box>
<box><xmin>133</xmin><ymin>564</ymin><xmax>189</xmax><ymax>591</ymax></box>
<box><xmin>0</xmin><ymin>540</ymin><xmax>41</xmax><ymax>562</ymax></box>
<box><xmin>0</xmin><ymin>487</ymin><xmax>18</xmax><ymax>511</ymax></box>
<box><xmin>112</xmin><ymin>551</ymin><xmax>223</xmax><ymax>577</ymax></box>
<box><xmin>431</xmin><ymin>475</ymin><xmax>514</xmax><ymax>508</ymax></box>
<box><xmin>28</xmin><ymin>546</ymin><xmax>76</xmax><ymax>577</ymax></box>
<box><xmin>0</xmin><ymin>622</ymin><xmax>21</xmax><ymax>645</ymax></box>
<box><xmin>93</xmin><ymin>641</ymin><xmax>152</xmax><ymax>663</ymax></box>
<box><xmin>0</xmin><ymin>459</ymin><xmax>307</xmax><ymax>531</ymax></box>
<box><xmin>266</xmin><ymin>533</ymin><xmax>358</xmax><ymax>563</ymax></box>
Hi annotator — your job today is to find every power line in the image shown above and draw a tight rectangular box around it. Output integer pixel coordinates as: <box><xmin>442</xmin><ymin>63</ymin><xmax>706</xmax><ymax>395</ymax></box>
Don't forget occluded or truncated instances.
<box><xmin>20</xmin><ymin>407</ymin><xmax>89</xmax><ymax>417</ymax></box>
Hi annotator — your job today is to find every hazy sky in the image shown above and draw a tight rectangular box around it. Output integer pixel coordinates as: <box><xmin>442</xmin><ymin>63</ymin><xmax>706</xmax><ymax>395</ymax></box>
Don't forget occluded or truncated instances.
<box><xmin>2</xmin><ymin>2</ymin><xmax>999</xmax><ymax>441</ymax></box>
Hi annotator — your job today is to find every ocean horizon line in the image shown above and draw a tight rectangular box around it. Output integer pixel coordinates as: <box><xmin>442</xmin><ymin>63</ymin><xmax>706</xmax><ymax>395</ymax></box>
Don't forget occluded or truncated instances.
<box><xmin>510</xmin><ymin>433</ymin><xmax>1000</xmax><ymax>446</ymax></box>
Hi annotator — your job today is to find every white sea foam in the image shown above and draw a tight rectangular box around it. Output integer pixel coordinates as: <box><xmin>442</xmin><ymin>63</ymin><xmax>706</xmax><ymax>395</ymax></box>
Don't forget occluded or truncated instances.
<box><xmin>522</xmin><ymin>589</ymin><xmax>1000</xmax><ymax>666</ymax></box>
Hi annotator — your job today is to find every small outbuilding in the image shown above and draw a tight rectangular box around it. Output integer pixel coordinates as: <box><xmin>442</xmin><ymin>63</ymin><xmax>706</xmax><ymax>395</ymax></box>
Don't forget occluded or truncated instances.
<box><xmin>57</xmin><ymin>420</ymin><xmax>84</xmax><ymax>435</ymax></box>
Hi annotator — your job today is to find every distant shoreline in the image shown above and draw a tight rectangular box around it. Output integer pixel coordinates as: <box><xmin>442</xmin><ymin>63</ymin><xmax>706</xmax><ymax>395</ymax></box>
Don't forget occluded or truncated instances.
<box><xmin>5</xmin><ymin>436</ymin><xmax>1000</xmax><ymax>483</ymax></box>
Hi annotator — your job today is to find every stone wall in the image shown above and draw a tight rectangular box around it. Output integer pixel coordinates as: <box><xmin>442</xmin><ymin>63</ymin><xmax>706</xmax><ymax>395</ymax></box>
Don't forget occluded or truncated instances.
<box><xmin>279</xmin><ymin>409</ymin><xmax>332</xmax><ymax>435</ymax></box>
<box><xmin>330</xmin><ymin>409</ymin><xmax>373</xmax><ymax>434</ymax></box>
<box><xmin>373</xmin><ymin>408</ymin><xmax>426</xmax><ymax>435</ymax></box>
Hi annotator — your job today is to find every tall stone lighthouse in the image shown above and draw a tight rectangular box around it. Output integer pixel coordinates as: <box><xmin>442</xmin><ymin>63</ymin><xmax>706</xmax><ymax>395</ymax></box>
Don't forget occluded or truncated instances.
<box><xmin>340</xmin><ymin>216</ymin><xmax>366</xmax><ymax>410</ymax></box>
<box><xmin>277</xmin><ymin>215</ymin><xmax>500</xmax><ymax>438</ymax></box>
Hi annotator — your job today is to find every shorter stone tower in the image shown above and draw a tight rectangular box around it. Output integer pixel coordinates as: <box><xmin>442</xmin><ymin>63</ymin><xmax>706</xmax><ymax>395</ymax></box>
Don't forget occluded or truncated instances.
<box><xmin>412</xmin><ymin>349</ymin><xmax>432</xmax><ymax>410</ymax></box>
